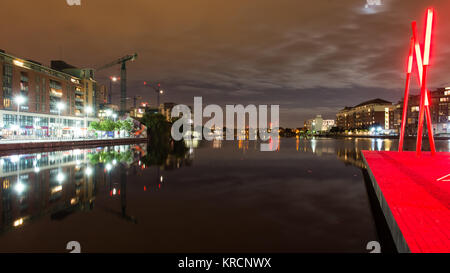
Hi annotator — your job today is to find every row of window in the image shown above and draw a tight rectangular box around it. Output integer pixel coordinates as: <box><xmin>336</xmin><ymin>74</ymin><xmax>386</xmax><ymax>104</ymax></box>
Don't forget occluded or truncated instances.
<box><xmin>2</xmin><ymin>114</ymin><xmax>89</xmax><ymax>127</ymax></box>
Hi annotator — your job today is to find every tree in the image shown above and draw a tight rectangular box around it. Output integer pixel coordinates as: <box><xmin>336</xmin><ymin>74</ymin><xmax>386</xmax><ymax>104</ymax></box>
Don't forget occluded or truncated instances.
<box><xmin>100</xmin><ymin>119</ymin><xmax>116</xmax><ymax>132</ymax></box>
<box><xmin>120</xmin><ymin>119</ymin><xmax>134</xmax><ymax>133</ymax></box>
<box><xmin>140</xmin><ymin>113</ymin><xmax>171</xmax><ymax>141</ymax></box>
<box><xmin>89</xmin><ymin>121</ymin><xmax>101</xmax><ymax>131</ymax></box>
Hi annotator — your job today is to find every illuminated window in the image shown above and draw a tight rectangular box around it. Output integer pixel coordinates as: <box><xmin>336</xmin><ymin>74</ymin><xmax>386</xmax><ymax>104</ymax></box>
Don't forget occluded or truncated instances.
<box><xmin>2</xmin><ymin>179</ymin><xmax>10</xmax><ymax>189</ymax></box>
<box><xmin>3</xmin><ymin>98</ymin><xmax>11</xmax><ymax>108</ymax></box>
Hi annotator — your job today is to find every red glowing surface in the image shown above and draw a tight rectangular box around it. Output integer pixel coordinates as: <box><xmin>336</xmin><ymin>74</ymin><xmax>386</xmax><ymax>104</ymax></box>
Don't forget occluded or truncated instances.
<box><xmin>363</xmin><ymin>151</ymin><xmax>450</xmax><ymax>253</ymax></box>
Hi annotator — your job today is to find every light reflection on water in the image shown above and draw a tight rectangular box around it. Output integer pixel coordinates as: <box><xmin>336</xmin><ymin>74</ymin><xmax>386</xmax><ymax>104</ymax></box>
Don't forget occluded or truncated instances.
<box><xmin>0</xmin><ymin>137</ymin><xmax>448</xmax><ymax>252</ymax></box>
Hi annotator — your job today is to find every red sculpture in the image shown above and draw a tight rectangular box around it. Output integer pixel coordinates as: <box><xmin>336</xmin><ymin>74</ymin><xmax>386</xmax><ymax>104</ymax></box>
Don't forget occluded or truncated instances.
<box><xmin>398</xmin><ymin>8</ymin><xmax>436</xmax><ymax>155</ymax></box>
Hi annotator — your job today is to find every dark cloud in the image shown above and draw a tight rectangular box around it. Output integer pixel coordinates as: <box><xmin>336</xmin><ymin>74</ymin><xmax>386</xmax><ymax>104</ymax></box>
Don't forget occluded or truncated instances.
<box><xmin>1</xmin><ymin>0</ymin><xmax>449</xmax><ymax>126</ymax></box>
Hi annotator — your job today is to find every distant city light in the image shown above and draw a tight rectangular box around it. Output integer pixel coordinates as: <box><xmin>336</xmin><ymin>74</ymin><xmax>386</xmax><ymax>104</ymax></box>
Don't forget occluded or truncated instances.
<box><xmin>13</xmin><ymin>218</ymin><xmax>24</xmax><ymax>227</ymax></box>
<box><xmin>105</xmin><ymin>163</ymin><xmax>113</xmax><ymax>171</ymax></box>
<box><xmin>51</xmin><ymin>185</ymin><xmax>63</xmax><ymax>194</ymax></box>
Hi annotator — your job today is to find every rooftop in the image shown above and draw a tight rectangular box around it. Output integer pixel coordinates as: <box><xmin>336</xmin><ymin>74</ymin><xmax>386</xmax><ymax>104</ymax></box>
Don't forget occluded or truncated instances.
<box><xmin>354</xmin><ymin>98</ymin><xmax>392</xmax><ymax>108</ymax></box>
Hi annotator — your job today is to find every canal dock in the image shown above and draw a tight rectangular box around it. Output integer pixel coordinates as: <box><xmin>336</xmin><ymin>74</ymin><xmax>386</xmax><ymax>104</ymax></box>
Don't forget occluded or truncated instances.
<box><xmin>362</xmin><ymin>151</ymin><xmax>450</xmax><ymax>253</ymax></box>
<box><xmin>0</xmin><ymin>137</ymin><xmax>147</xmax><ymax>155</ymax></box>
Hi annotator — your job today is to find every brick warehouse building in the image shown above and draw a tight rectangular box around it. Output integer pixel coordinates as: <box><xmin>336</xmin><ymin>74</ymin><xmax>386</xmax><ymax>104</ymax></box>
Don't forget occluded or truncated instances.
<box><xmin>0</xmin><ymin>50</ymin><xmax>101</xmax><ymax>138</ymax></box>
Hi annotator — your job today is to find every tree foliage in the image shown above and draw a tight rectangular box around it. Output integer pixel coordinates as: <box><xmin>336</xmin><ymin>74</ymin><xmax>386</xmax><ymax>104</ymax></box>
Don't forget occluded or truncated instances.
<box><xmin>140</xmin><ymin>113</ymin><xmax>171</xmax><ymax>141</ymax></box>
<box><xmin>88</xmin><ymin>118</ymin><xmax>135</xmax><ymax>133</ymax></box>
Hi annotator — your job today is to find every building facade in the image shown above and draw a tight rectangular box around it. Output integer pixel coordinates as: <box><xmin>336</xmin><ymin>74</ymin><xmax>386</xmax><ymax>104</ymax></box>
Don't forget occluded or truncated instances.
<box><xmin>304</xmin><ymin>115</ymin><xmax>335</xmax><ymax>132</ymax></box>
<box><xmin>336</xmin><ymin>98</ymin><xmax>394</xmax><ymax>131</ymax></box>
<box><xmin>0</xmin><ymin>51</ymin><xmax>98</xmax><ymax>138</ymax></box>
<box><xmin>398</xmin><ymin>88</ymin><xmax>450</xmax><ymax>135</ymax></box>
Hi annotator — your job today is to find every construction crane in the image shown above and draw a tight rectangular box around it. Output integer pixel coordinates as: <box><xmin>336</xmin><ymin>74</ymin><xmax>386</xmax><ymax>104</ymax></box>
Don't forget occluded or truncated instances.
<box><xmin>96</xmin><ymin>53</ymin><xmax>137</xmax><ymax>114</ymax></box>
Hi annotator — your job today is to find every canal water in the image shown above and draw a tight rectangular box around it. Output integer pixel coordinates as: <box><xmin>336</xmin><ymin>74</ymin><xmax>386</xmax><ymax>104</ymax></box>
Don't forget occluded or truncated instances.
<box><xmin>0</xmin><ymin>138</ymin><xmax>448</xmax><ymax>253</ymax></box>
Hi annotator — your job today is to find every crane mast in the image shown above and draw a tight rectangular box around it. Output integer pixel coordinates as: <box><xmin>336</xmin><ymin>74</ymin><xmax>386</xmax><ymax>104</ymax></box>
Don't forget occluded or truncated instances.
<box><xmin>96</xmin><ymin>53</ymin><xmax>137</xmax><ymax>114</ymax></box>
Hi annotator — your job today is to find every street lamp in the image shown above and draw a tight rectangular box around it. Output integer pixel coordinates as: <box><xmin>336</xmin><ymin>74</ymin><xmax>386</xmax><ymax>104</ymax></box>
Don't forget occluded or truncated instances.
<box><xmin>85</xmin><ymin>106</ymin><xmax>93</xmax><ymax>138</ymax></box>
<box><xmin>14</xmin><ymin>95</ymin><xmax>26</xmax><ymax>137</ymax></box>
<box><xmin>56</xmin><ymin>102</ymin><xmax>65</xmax><ymax>139</ymax></box>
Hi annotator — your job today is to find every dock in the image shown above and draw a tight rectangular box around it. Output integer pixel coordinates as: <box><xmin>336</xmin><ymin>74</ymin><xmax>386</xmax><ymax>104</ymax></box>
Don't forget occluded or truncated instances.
<box><xmin>362</xmin><ymin>151</ymin><xmax>450</xmax><ymax>253</ymax></box>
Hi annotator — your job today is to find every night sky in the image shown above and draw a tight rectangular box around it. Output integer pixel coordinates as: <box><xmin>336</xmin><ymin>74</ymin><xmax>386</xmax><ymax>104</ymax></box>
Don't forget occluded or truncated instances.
<box><xmin>1</xmin><ymin>0</ymin><xmax>450</xmax><ymax>127</ymax></box>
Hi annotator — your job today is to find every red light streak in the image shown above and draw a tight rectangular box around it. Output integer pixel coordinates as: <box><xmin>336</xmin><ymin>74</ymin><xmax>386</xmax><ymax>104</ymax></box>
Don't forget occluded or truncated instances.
<box><xmin>423</xmin><ymin>8</ymin><xmax>433</xmax><ymax>65</ymax></box>
<box><xmin>407</xmin><ymin>37</ymin><xmax>414</xmax><ymax>73</ymax></box>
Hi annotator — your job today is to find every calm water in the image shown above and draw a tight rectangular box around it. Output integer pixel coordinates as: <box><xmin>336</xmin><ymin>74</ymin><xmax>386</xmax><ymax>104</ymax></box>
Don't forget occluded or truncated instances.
<box><xmin>0</xmin><ymin>137</ymin><xmax>448</xmax><ymax>253</ymax></box>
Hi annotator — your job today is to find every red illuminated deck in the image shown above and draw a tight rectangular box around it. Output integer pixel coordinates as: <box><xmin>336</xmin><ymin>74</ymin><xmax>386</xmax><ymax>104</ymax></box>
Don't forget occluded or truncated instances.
<box><xmin>362</xmin><ymin>151</ymin><xmax>450</xmax><ymax>253</ymax></box>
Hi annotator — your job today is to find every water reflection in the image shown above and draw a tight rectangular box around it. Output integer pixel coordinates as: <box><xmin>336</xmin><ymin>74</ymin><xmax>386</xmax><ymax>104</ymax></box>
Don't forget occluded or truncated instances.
<box><xmin>0</xmin><ymin>136</ymin><xmax>448</xmax><ymax>252</ymax></box>
<box><xmin>0</xmin><ymin>141</ymin><xmax>192</xmax><ymax>235</ymax></box>
<box><xmin>0</xmin><ymin>146</ymin><xmax>129</xmax><ymax>233</ymax></box>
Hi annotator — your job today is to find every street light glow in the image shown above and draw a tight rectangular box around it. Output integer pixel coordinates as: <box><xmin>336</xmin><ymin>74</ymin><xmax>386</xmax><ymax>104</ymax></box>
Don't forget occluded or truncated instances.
<box><xmin>56</xmin><ymin>172</ymin><xmax>65</xmax><ymax>184</ymax></box>
<box><xmin>85</xmin><ymin>106</ymin><xmax>93</xmax><ymax>114</ymax></box>
<box><xmin>57</xmin><ymin>102</ymin><xmax>65</xmax><ymax>111</ymax></box>
<box><xmin>85</xmin><ymin>166</ymin><xmax>93</xmax><ymax>176</ymax></box>
<box><xmin>14</xmin><ymin>96</ymin><xmax>26</xmax><ymax>105</ymax></box>
<box><xmin>14</xmin><ymin>181</ymin><xmax>26</xmax><ymax>195</ymax></box>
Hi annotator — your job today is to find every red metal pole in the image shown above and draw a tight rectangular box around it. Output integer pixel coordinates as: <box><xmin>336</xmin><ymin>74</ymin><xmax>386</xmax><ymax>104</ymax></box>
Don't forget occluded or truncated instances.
<box><xmin>399</xmin><ymin>73</ymin><xmax>411</xmax><ymax>152</ymax></box>
<box><xmin>416</xmin><ymin>65</ymin><xmax>427</xmax><ymax>156</ymax></box>
<box><xmin>414</xmin><ymin>8</ymin><xmax>436</xmax><ymax>156</ymax></box>
<box><xmin>399</xmin><ymin>38</ymin><xmax>415</xmax><ymax>152</ymax></box>
<box><xmin>425</xmin><ymin>91</ymin><xmax>436</xmax><ymax>155</ymax></box>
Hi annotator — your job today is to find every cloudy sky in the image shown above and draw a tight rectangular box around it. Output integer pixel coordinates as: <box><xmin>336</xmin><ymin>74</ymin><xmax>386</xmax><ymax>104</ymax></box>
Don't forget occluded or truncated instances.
<box><xmin>1</xmin><ymin>0</ymin><xmax>450</xmax><ymax>127</ymax></box>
